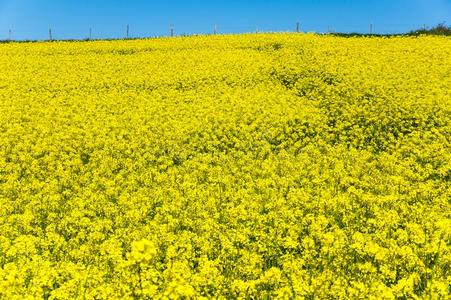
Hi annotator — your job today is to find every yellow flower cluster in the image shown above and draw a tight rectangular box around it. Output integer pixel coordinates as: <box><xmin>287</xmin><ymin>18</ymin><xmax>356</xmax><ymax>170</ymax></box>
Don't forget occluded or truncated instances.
<box><xmin>0</xmin><ymin>33</ymin><xmax>450</xmax><ymax>299</ymax></box>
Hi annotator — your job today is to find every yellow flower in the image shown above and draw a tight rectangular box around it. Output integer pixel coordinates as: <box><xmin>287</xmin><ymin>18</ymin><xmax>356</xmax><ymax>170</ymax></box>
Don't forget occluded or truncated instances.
<box><xmin>0</xmin><ymin>33</ymin><xmax>449</xmax><ymax>299</ymax></box>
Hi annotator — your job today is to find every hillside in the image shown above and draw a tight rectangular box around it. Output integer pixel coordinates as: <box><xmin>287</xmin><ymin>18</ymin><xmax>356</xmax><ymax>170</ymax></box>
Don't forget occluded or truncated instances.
<box><xmin>0</xmin><ymin>34</ymin><xmax>450</xmax><ymax>299</ymax></box>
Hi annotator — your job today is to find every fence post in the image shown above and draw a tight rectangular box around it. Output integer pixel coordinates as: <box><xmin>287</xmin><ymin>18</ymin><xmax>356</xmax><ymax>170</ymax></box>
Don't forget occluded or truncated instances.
<box><xmin>49</xmin><ymin>28</ymin><xmax>52</xmax><ymax>41</ymax></box>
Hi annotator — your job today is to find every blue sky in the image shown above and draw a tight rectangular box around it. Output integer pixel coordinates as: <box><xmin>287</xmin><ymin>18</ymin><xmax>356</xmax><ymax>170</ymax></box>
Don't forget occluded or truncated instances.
<box><xmin>1</xmin><ymin>0</ymin><xmax>450</xmax><ymax>40</ymax></box>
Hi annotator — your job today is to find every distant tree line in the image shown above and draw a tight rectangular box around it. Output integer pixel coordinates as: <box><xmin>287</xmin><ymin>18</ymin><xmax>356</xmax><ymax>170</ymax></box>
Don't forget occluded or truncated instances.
<box><xmin>332</xmin><ymin>23</ymin><xmax>451</xmax><ymax>37</ymax></box>
<box><xmin>407</xmin><ymin>22</ymin><xmax>451</xmax><ymax>36</ymax></box>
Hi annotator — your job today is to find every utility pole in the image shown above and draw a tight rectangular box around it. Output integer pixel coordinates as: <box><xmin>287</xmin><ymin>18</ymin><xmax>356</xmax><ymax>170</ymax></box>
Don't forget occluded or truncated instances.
<box><xmin>296</xmin><ymin>22</ymin><xmax>300</xmax><ymax>33</ymax></box>
<box><xmin>126</xmin><ymin>24</ymin><xmax>129</xmax><ymax>39</ymax></box>
<box><xmin>49</xmin><ymin>28</ymin><xmax>53</xmax><ymax>41</ymax></box>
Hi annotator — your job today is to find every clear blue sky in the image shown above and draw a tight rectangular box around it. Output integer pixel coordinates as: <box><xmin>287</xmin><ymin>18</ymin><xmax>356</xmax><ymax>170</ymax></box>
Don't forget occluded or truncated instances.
<box><xmin>1</xmin><ymin>0</ymin><xmax>450</xmax><ymax>40</ymax></box>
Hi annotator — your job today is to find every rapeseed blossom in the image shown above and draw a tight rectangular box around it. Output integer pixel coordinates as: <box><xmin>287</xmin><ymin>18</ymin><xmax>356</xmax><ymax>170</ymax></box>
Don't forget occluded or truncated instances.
<box><xmin>0</xmin><ymin>33</ymin><xmax>450</xmax><ymax>299</ymax></box>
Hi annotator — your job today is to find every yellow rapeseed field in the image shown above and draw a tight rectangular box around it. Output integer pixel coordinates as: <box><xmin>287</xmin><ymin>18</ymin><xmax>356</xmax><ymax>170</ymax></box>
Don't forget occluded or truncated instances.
<box><xmin>0</xmin><ymin>33</ymin><xmax>450</xmax><ymax>299</ymax></box>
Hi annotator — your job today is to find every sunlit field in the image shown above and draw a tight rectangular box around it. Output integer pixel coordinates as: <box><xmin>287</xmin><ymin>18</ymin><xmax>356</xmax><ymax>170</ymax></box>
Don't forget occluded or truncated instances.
<box><xmin>0</xmin><ymin>33</ymin><xmax>450</xmax><ymax>299</ymax></box>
